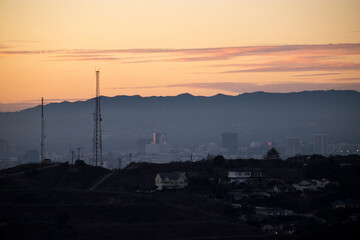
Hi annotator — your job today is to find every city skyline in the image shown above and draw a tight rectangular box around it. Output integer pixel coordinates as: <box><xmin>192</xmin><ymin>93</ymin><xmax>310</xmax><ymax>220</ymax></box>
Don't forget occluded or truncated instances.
<box><xmin>1</xmin><ymin>0</ymin><xmax>360</xmax><ymax>111</ymax></box>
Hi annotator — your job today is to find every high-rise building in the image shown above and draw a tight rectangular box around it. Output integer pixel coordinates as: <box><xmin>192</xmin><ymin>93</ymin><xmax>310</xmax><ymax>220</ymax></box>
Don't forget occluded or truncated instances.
<box><xmin>221</xmin><ymin>132</ymin><xmax>238</xmax><ymax>154</ymax></box>
<box><xmin>153</xmin><ymin>132</ymin><xmax>166</xmax><ymax>144</ymax></box>
<box><xmin>147</xmin><ymin>133</ymin><xmax>169</xmax><ymax>155</ymax></box>
<box><xmin>0</xmin><ymin>139</ymin><xmax>9</xmax><ymax>162</ymax></box>
<box><xmin>314</xmin><ymin>134</ymin><xmax>328</xmax><ymax>156</ymax></box>
<box><xmin>286</xmin><ymin>137</ymin><xmax>301</xmax><ymax>156</ymax></box>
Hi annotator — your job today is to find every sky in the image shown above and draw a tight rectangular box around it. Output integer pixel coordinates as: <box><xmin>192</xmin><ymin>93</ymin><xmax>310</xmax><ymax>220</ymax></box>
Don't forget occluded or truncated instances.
<box><xmin>0</xmin><ymin>0</ymin><xmax>360</xmax><ymax>112</ymax></box>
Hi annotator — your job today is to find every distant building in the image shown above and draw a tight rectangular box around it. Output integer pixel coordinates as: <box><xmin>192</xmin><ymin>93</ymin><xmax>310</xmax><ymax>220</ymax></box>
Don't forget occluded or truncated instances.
<box><xmin>136</xmin><ymin>138</ymin><xmax>152</xmax><ymax>154</ymax></box>
<box><xmin>228</xmin><ymin>168</ymin><xmax>264</xmax><ymax>184</ymax></box>
<box><xmin>249</xmin><ymin>141</ymin><xmax>261</xmax><ymax>148</ymax></box>
<box><xmin>153</xmin><ymin>132</ymin><xmax>166</xmax><ymax>144</ymax></box>
<box><xmin>286</xmin><ymin>137</ymin><xmax>301</xmax><ymax>156</ymax></box>
<box><xmin>222</xmin><ymin>132</ymin><xmax>238</xmax><ymax>154</ymax></box>
<box><xmin>146</xmin><ymin>142</ymin><xmax>169</xmax><ymax>154</ymax></box>
<box><xmin>0</xmin><ymin>139</ymin><xmax>9</xmax><ymax>162</ymax></box>
<box><xmin>146</xmin><ymin>132</ymin><xmax>169</xmax><ymax>154</ymax></box>
<box><xmin>314</xmin><ymin>134</ymin><xmax>328</xmax><ymax>155</ymax></box>
<box><xmin>25</xmin><ymin>149</ymin><xmax>40</xmax><ymax>162</ymax></box>
<box><xmin>155</xmin><ymin>172</ymin><xmax>187</xmax><ymax>190</ymax></box>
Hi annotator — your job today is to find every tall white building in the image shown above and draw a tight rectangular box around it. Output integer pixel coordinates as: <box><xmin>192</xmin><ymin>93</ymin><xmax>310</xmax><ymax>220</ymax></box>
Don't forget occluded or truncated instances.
<box><xmin>286</xmin><ymin>137</ymin><xmax>301</xmax><ymax>156</ymax></box>
<box><xmin>314</xmin><ymin>134</ymin><xmax>328</xmax><ymax>156</ymax></box>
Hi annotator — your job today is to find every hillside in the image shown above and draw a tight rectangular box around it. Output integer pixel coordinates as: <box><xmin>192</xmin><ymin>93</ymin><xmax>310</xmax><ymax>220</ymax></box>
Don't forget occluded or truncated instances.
<box><xmin>1</xmin><ymin>155</ymin><xmax>360</xmax><ymax>239</ymax></box>
<box><xmin>1</xmin><ymin>90</ymin><xmax>359</xmax><ymax>152</ymax></box>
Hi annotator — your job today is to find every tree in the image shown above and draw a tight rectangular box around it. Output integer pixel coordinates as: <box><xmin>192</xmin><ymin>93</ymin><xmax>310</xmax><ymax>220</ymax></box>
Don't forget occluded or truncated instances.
<box><xmin>265</xmin><ymin>148</ymin><xmax>280</xmax><ymax>160</ymax></box>
<box><xmin>212</xmin><ymin>155</ymin><xmax>225</xmax><ymax>166</ymax></box>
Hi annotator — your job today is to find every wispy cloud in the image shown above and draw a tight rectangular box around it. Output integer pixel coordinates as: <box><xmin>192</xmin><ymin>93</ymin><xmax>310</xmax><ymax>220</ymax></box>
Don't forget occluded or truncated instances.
<box><xmin>220</xmin><ymin>62</ymin><xmax>360</xmax><ymax>73</ymax></box>
<box><xmin>294</xmin><ymin>73</ymin><xmax>341</xmax><ymax>77</ymax></box>
<box><xmin>332</xmin><ymin>77</ymin><xmax>360</xmax><ymax>82</ymax></box>
<box><xmin>111</xmin><ymin>81</ymin><xmax>360</xmax><ymax>93</ymax></box>
<box><xmin>1</xmin><ymin>43</ymin><xmax>359</xmax><ymax>60</ymax></box>
<box><xmin>1</xmin><ymin>43</ymin><xmax>359</xmax><ymax>75</ymax></box>
<box><xmin>26</xmin><ymin>97</ymin><xmax>88</xmax><ymax>102</ymax></box>
<box><xmin>3</xmin><ymin>40</ymin><xmax>42</xmax><ymax>43</ymax></box>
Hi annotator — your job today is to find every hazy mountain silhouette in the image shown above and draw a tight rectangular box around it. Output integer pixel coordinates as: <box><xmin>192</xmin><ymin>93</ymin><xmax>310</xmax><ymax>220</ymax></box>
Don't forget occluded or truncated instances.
<box><xmin>0</xmin><ymin>90</ymin><xmax>359</xmax><ymax>153</ymax></box>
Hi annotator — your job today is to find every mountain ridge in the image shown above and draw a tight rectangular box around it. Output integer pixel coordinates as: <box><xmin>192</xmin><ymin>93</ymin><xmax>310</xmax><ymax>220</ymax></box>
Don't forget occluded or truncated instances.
<box><xmin>0</xmin><ymin>90</ymin><xmax>359</xmax><ymax>153</ymax></box>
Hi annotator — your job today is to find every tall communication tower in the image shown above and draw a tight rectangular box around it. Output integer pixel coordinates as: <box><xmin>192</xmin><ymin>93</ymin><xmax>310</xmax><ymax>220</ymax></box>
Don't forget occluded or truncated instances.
<box><xmin>92</xmin><ymin>70</ymin><xmax>103</xmax><ymax>166</ymax></box>
<box><xmin>40</xmin><ymin>97</ymin><xmax>46</xmax><ymax>161</ymax></box>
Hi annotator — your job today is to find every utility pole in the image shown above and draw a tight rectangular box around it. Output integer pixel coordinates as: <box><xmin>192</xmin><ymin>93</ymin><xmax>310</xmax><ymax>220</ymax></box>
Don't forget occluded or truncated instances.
<box><xmin>71</xmin><ymin>150</ymin><xmax>75</xmax><ymax>164</ymax></box>
<box><xmin>92</xmin><ymin>70</ymin><xmax>103</xmax><ymax>166</ymax></box>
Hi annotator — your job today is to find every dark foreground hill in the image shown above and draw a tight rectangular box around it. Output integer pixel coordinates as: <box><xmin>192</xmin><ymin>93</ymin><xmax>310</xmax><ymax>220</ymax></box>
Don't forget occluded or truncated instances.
<box><xmin>1</xmin><ymin>90</ymin><xmax>360</xmax><ymax>152</ymax></box>
<box><xmin>0</xmin><ymin>162</ymin><xmax>270</xmax><ymax>240</ymax></box>
<box><xmin>1</xmin><ymin>155</ymin><xmax>360</xmax><ymax>240</ymax></box>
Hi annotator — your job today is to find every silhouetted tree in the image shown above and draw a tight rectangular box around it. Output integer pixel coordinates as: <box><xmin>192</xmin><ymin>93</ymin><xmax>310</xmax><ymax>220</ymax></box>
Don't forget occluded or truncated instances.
<box><xmin>265</xmin><ymin>148</ymin><xmax>280</xmax><ymax>160</ymax></box>
<box><xmin>212</xmin><ymin>155</ymin><xmax>225</xmax><ymax>166</ymax></box>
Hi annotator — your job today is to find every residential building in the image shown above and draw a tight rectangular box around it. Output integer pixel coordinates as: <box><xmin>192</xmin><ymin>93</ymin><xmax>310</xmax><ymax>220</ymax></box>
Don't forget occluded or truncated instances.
<box><xmin>313</xmin><ymin>178</ymin><xmax>330</xmax><ymax>188</ymax></box>
<box><xmin>273</xmin><ymin>184</ymin><xmax>295</xmax><ymax>193</ymax></box>
<box><xmin>332</xmin><ymin>199</ymin><xmax>360</xmax><ymax>209</ymax></box>
<box><xmin>255</xmin><ymin>207</ymin><xmax>294</xmax><ymax>216</ymax></box>
<box><xmin>155</xmin><ymin>172</ymin><xmax>187</xmax><ymax>190</ymax></box>
<box><xmin>292</xmin><ymin>180</ymin><xmax>318</xmax><ymax>192</ymax></box>
<box><xmin>228</xmin><ymin>168</ymin><xmax>264</xmax><ymax>183</ymax></box>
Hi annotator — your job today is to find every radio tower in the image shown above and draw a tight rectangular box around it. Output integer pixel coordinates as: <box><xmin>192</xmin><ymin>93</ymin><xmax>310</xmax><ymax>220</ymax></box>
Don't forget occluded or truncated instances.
<box><xmin>92</xmin><ymin>70</ymin><xmax>103</xmax><ymax>166</ymax></box>
<box><xmin>40</xmin><ymin>97</ymin><xmax>46</xmax><ymax>161</ymax></box>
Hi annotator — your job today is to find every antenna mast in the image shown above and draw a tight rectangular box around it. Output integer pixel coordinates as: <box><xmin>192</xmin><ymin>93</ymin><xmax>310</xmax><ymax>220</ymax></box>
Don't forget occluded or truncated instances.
<box><xmin>92</xmin><ymin>70</ymin><xmax>103</xmax><ymax>166</ymax></box>
<box><xmin>40</xmin><ymin>97</ymin><xmax>46</xmax><ymax>161</ymax></box>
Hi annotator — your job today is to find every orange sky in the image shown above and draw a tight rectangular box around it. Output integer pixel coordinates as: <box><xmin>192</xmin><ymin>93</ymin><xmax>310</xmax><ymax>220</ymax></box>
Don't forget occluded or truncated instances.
<box><xmin>0</xmin><ymin>0</ymin><xmax>360</xmax><ymax>111</ymax></box>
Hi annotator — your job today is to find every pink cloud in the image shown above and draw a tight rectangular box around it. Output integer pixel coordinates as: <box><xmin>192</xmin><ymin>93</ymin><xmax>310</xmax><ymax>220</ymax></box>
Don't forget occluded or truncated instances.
<box><xmin>111</xmin><ymin>81</ymin><xmax>360</xmax><ymax>93</ymax></box>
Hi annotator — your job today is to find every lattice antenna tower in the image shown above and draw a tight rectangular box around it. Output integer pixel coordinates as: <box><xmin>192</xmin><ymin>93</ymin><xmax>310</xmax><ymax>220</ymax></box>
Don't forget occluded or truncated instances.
<box><xmin>40</xmin><ymin>97</ymin><xmax>46</xmax><ymax>161</ymax></box>
<box><xmin>92</xmin><ymin>70</ymin><xmax>103</xmax><ymax>166</ymax></box>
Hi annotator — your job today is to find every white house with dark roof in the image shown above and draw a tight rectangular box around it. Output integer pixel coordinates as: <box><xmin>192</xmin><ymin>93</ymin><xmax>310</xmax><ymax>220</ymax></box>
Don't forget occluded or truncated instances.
<box><xmin>273</xmin><ymin>184</ymin><xmax>295</xmax><ymax>193</ymax></box>
<box><xmin>228</xmin><ymin>168</ymin><xmax>264</xmax><ymax>183</ymax></box>
<box><xmin>155</xmin><ymin>172</ymin><xmax>187</xmax><ymax>190</ymax></box>
<box><xmin>292</xmin><ymin>180</ymin><xmax>318</xmax><ymax>192</ymax></box>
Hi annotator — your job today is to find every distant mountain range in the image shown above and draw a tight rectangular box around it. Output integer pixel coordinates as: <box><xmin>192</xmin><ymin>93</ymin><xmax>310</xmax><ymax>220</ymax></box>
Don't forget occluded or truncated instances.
<box><xmin>0</xmin><ymin>90</ymin><xmax>359</xmax><ymax>153</ymax></box>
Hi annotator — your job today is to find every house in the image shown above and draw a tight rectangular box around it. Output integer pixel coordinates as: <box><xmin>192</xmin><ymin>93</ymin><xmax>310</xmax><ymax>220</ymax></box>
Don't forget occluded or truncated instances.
<box><xmin>273</xmin><ymin>184</ymin><xmax>295</xmax><ymax>193</ymax></box>
<box><xmin>332</xmin><ymin>199</ymin><xmax>360</xmax><ymax>209</ymax></box>
<box><xmin>255</xmin><ymin>206</ymin><xmax>294</xmax><ymax>216</ymax></box>
<box><xmin>313</xmin><ymin>178</ymin><xmax>330</xmax><ymax>188</ymax></box>
<box><xmin>155</xmin><ymin>172</ymin><xmax>187</xmax><ymax>190</ymax></box>
<box><xmin>228</xmin><ymin>168</ymin><xmax>264</xmax><ymax>184</ymax></box>
<box><xmin>292</xmin><ymin>180</ymin><xmax>318</xmax><ymax>192</ymax></box>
